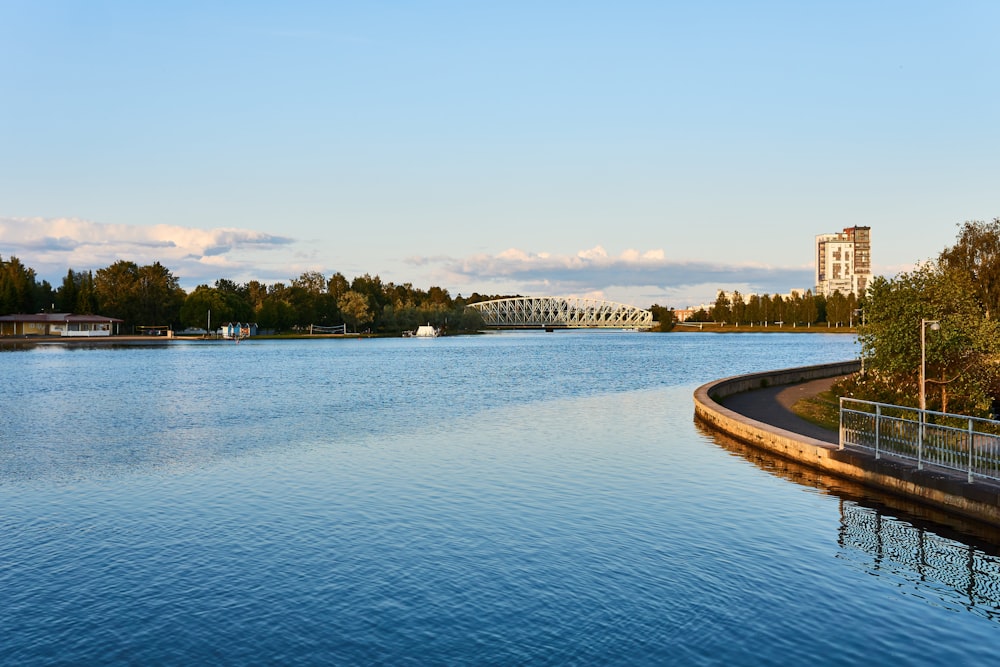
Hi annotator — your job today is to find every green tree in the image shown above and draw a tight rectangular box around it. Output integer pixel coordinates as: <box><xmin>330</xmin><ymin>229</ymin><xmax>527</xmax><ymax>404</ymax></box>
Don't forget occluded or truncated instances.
<box><xmin>214</xmin><ymin>279</ymin><xmax>254</xmax><ymax>321</ymax></box>
<box><xmin>649</xmin><ymin>304</ymin><xmax>676</xmax><ymax>331</ymax></box>
<box><xmin>327</xmin><ymin>272</ymin><xmax>350</xmax><ymax>301</ymax></box>
<box><xmin>826</xmin><ymin>290</ymin><xmax>849</xmax><ymax>326</ymax></box>
<box><xmin>0</xmin><ymin>255</ymin><xmax>41</xmax><ymax>314</ymax></box>
<box><xmin>730</xmin><ymin>291</ymin><xmax>746</xmax><ymax>325</ymax></box>
<box><xmin>94</xmin><ymin>260</ymin><xmax>185</xmax><ymax>330</ymax></box>
<box><xmin>94</xmin><ymin>260</ymin><xmax>141</xmax><ymax>326</ymax></box>
<box><xmin>180</xmin><ymin>285</ymin><xmax>247</xmax><ymax>330</ymax></box>
<box><xmin>338</xmin><ymin>290</ymin><xmax>372</xmax><ymax>332</ymax></box>
<box><xmin>938</xmin><ymin>218</ymin><xmax>1000</xmax><ymax>319</ymax></box>
<box><xmin>76</xmin><ymin>271</ymin><xmax>98</xmax><ymax>314</ymax></box>
<box><xmin>257</xmin><ymin>295</ymin><xmax>296</xmax><ymax>332</ymax></box>
<box><xmin>136</xmin><ymin>262</ymin><xmax>185</xmax><ymax>326</ymax></box>
<box><xmin>710</xmin><ymin>291</ymin><xmax>731</xmax><ymax>323</ymax></box>
<box><xmin>57</xmin><ymin>270</ymin><xmax>79</xmax><ymax>312</ymax></box>
<box><xmin>855</xmin><ymin>263</ymin><xmax>1000</xmax><ymax>415</ymax></box>
<box><xmin>800</xmin><ymin>290</ymin><xmax>818</xmax><ymax>325</ymax></box>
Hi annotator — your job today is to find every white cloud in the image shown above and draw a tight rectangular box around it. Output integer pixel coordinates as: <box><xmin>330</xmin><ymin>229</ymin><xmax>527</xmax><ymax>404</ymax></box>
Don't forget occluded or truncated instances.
<box><xmin>0</xmin><ymin>217</ymin><xmax>296</xmax><ymax>287</ymax></box>
<box><xmin>411</xmin><ymin>246</ymin><xmax>816</xmax><ymax>308</ymax></box>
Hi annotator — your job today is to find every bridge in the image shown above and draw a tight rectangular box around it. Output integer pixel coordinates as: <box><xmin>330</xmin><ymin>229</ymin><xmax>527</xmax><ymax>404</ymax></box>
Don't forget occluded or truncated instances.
<box><xmin>468</xmin><ymin>296</ymin><xmax>653</xmax><ymax>330</ymax></box>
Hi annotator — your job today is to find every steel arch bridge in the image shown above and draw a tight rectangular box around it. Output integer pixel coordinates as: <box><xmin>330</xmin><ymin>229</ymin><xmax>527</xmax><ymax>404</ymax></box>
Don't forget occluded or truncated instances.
<box><xmin>468</xmin><ymin>296</ymin><xmax>653</xmax><ymax>330</ymax></box>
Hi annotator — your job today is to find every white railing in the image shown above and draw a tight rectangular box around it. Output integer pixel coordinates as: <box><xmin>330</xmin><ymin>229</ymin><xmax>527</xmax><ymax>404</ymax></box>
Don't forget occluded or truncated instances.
<box><xmin>840</xmin><ymin>398</ymin><xmax>1000</xmax><ymax>482</ymax></box>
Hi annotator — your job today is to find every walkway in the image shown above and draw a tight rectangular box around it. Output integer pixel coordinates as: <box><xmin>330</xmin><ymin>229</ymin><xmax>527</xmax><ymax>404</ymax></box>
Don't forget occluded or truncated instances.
<box><xmin>720</xmin><ymin>376</ymin><xmax>839</xmax><ymax>444</ymax></box>
<box><xmin>695</xmin><ymin>365</ymin><xmax>1000</xmax><ymax>524</ymax></box>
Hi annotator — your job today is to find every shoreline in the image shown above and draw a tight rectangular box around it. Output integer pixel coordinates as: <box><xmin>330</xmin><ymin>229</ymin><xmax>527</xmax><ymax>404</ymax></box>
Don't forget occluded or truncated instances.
<box><xmin>0</xmin><ymin>333</ymin><xmax>367</xmax><ymax>347</ymax></box>
<box><xmin>694</xmin><ymin>362</ymin><xmax>1000</xmax><ymax>526</ymax></box>
<box><xmin>670</xmin><ymin>323</ymin><xmax>857</xmax><ymax>334</ymax></box>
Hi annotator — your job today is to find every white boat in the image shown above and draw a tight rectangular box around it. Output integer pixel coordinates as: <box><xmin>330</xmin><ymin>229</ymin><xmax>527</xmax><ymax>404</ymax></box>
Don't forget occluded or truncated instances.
<box><xmin>412</xmin><ymin>324</ymin><xmax>440</xmax><ymax>338</ymax></box>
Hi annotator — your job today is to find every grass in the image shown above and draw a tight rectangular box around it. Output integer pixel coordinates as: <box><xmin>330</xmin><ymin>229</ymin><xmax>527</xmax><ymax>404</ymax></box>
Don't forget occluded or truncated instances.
<box><xmin>791</xmin><ymin>388</ymin><xmax>842</xmax><ymax>431</ymax></box>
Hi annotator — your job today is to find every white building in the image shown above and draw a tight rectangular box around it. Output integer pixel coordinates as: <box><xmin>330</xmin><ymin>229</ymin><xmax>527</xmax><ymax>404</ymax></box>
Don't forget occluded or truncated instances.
<box><xmin>815</xmin><ymin>226</ymin><xmax>871</xmax><ymax>297</ymax></box>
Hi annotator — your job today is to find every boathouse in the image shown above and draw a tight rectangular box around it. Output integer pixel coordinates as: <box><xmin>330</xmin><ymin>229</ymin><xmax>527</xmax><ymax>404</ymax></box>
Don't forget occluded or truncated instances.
<box><xmin>0</xmin><ymin>313</ymin><xmax>124</xmax><ymax>337</ymax></box>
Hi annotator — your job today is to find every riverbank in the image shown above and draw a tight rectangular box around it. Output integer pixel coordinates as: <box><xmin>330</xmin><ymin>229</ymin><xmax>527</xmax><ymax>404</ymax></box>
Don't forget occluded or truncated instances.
<box><xmin>671</xmin><ymin>322</ymin><xmax>857</xmax><ymax>333</ymax></box>
<box><xmin>694</xmin><ymin>362</ymin><xmax>1000</xmax><ymax>525</ymax></box>
<box><xmin>0</xmin><ymin>333</ymin><xmax>367</xmax><ymax>348</ymax></box>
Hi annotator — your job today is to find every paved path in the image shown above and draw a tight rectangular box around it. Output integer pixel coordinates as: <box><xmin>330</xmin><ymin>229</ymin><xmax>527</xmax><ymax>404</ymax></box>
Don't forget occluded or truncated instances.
<box><xmin>720</xmin><ymin>377</ymin><xmax>840</xmax><ymax>444</ymax></box>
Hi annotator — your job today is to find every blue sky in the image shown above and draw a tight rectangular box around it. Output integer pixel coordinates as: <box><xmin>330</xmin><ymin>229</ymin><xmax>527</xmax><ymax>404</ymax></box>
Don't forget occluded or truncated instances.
<box><xmin>2</xmin><ymin>1</ymin><xmax>997</xmax><ymax>308</ymax></box>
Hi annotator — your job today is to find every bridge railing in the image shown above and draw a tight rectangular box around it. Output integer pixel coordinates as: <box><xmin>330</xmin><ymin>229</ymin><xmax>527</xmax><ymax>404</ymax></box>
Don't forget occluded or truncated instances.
<box><xmin>839</xmin><ymin>397</ymin><xmax>1000</xmax><ymax>482</ymax></box>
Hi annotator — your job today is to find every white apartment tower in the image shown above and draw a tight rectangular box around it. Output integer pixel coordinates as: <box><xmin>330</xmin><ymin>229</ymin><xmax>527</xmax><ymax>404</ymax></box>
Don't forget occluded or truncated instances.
<box><xmin>815</xmin><ymin>226</ymin><xmax>871</xmax><ymax>297</ymax></box>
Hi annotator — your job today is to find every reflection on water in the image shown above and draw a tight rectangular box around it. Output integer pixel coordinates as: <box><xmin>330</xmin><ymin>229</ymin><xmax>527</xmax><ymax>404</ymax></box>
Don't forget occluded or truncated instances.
<box><xmin>699</xmin><ymin>421</ymin><xmax>1000</xmax><ymax>622</ymax></box>
<box><xmin>838</xmin><ymin>501</ymin><xmax>1000</xmax><ymax>621</ymax></box>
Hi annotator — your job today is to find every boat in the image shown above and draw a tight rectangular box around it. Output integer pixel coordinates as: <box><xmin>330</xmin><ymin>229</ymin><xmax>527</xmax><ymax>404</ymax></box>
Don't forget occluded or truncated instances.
<box><xmin>412</xmin><ymin>324</ymin><xmax>440</xmax><ymax>338</ymax></box>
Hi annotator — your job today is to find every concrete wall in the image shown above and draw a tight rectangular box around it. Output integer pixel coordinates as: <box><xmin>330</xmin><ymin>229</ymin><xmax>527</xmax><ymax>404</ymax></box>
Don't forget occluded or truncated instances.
<box><xmin>694</xmin><ymin>362</ymin><xmax>1000</xmax><ymax>525</ymax></box>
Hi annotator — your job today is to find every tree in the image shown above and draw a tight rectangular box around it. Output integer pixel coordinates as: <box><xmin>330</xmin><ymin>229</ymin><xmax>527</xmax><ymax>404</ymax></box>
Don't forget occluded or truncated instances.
<box><xmin>730</xmin><ymin>291</ymin><xmax>746</xmax><ymax>325</ymax></box>
<box><xmin>76</xmin><ymin>271</ymin><xmax>98</xmax><ymax>314</ymax></box>
<box><xmin>181</xmin><ymin>285</ymin><xmax>242</xmax><ymax>330</ymax></box>
<box><xmin>214</xmin><ymin>279</ymin><xmax>254</xmax><ymax>322</ymax></box>
<box><xmin>854</xmin><ymin>263</ymin><xmax>1000</xmax><ymax>415</ymax></box>
<box><xmin>710</xmin><ymin>291</ymin><xmax>731</xmax><ymax>323</ymax></box>
<box><xmin>826</xmin><ymin>290</ymin><xmax>849</xmax><ymax>326</ymax></box>
<box><xmin>338</xmin><ymin>290</ymin><xmax>372</xmax><ymax>332</ymax></box>
<box><xmin>799</xmin><ymin>290</ymin><xmax>818</xmax><ymax>325</ymax></box>
<box><xmin>0</xmin><ymin>255</ymin><xmax>41</xmax><ymax>314</ymax></box>
<box><xmin>57</xmin><ymin>270</ymin><xmax>79</xmax><ymax>312</ymax></box>
<box><xmin>257</xmin><ymin>295</ymin><xmax>296</xmax><ymax>332</ymax></box>
<box><xmin>94</xmin><ymin>260</ymin><xmax>185</xmax><ymax>330</ymax></box>
<box><xmin>292</xmin><ymin>271</ymin><xmax>327</xmax><ymax>295</ymax></box>
<box><xmin>649</xmin><ymin>304</ymin><xmax>676</xmax><ymax>332</ymax></box>
<box><xmin>939</xmin><ymin>218</ymin><xmax>1000</xmax><ymax>319</ymax></box>
<box><xmin>327</xmin><ymin>272</ymin><xmax>350</xmax><ymax>301</ymax></box>
<box><xmin>136</xmin><ymin>262</ymin><xmax>185</xmax><ymax>326</ymax></box>
<box><xmin>94</xmin><ymin>260</ymin><xmax>141</xmax><ymax>325</ymax></box>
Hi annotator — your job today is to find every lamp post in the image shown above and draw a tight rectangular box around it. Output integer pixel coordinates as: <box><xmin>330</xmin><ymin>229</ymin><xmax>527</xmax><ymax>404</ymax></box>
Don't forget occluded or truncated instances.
<box><xmin>853</xmin><ymin>308</ymin><xmax>864</xmax><ymax>374</ymax></box>
<box><xmin>920</xmin><ymin>318</ymin><xmax>940</xmax><ymax>411</ymax></box>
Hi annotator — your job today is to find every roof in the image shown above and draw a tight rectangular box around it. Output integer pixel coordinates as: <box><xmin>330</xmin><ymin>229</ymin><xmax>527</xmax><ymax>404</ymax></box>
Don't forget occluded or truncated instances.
<box><xmin>0</xmin><ymin>313</ymin><xmax>124</xmax><ymax>323</ymax></box>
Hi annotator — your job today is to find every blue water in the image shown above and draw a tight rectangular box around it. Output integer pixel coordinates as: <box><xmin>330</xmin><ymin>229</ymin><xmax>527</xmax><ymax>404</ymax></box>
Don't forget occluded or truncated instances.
<box><xmin>1</xmin><ymin>332</ymin><xmax>998</xmax><ymax>665</ymax></box>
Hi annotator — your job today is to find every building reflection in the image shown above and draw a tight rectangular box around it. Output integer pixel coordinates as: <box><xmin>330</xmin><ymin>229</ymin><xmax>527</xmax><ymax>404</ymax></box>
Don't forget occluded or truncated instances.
<box><xmin>697</xmin><ymin>420</ymin><xmax>1000</xmax><ymax>619</ymax></box>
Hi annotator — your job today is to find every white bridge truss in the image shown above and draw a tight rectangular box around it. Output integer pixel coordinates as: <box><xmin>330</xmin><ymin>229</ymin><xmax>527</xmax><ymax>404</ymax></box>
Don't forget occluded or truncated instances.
<box><xmin>469</xmin><ymin>296</ymin><xmax>653</xmax><ymax>329</ymax></box>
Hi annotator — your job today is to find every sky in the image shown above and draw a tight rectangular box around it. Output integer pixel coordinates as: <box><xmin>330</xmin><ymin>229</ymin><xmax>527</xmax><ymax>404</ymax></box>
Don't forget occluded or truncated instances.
<box><xmin>2</xmin><ymin>1</ymin><xmax>997</xmax><ymax>309</ymax></box>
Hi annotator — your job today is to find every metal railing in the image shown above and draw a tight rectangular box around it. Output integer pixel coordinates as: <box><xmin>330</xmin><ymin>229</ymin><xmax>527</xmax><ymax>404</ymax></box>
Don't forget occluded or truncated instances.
<box><xmin>468</xmin><ymin>296</ymin><xmax>653</xmax><ymax>329</ymax></box>
<box><xmin>840</xmin><ymin>398</ymin><xmax>1000</xmax><ymax>482</ymax></box>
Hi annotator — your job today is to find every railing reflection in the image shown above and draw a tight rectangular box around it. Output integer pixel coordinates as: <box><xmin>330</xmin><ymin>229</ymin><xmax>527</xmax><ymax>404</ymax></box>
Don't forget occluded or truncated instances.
<box><xmin>837</xmin><ymin>500</ymin><xmax>1000</xmax><ymax>618</ymax></box>
<box><xmin>697</xmin><ymin>420</ymin><xmax>1000</xmax><ymax>620</ymax></box>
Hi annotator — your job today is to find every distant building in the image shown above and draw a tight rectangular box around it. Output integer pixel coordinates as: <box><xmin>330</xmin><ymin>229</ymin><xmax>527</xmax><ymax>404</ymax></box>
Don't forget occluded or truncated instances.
<box><xmin>815</xmin><ymin>226</ymin><xmax>871</xmax><ymax>297</ymax></box>
<box><xmin>0</xmin><ymin>313</ymin><xmax>123</xmax><ymax>337</ymax></box>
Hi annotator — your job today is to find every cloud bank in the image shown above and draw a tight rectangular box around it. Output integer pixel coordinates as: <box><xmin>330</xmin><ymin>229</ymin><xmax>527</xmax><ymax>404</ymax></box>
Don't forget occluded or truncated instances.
<box><xmin>415</xmin><ymin>246</ymin><xmax>815</xmax><ymax>308</ymax></box>
<box><xmin>0</xmin><ymin>217</ymin><xmax>297</xmax><ymax>286</ymax></box>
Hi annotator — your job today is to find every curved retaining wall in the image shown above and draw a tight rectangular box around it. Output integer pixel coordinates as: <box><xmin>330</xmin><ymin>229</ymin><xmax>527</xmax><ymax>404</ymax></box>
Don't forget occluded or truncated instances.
<box><xmin>694</xmin><ymin>361</ymin><xmax>1000</xmax><ymax>525</ymax></box>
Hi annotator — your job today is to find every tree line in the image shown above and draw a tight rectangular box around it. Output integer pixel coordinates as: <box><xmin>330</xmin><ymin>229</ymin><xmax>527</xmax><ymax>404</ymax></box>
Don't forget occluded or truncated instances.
<box><xmin>0</xmin><ymin>258</ymin><xmax>503</xmax><ymax>335</ymax></box>
<box><xmin>646</xmin><ymin>289</ymin><xmax>861</xmax><ymax>331</ymax></box>
<box><xmin>707</xmin><ymin>289</ymin><xmax>860</xmax><ymax>327</ymax></box>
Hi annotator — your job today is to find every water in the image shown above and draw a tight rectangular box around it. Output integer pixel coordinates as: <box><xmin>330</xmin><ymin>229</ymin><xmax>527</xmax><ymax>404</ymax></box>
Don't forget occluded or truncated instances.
<box><xmin>1</xmin><ymin>332</ymin><xmax>999</xmax><ymax>665</ymax></box>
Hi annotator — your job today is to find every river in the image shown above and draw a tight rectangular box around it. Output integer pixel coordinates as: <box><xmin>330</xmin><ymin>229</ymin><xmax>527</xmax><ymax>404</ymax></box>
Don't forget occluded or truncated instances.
<box><xmin>1</xmin><ymin>332</ymin><xmax>998</xmax><ymax>665</ymax></box>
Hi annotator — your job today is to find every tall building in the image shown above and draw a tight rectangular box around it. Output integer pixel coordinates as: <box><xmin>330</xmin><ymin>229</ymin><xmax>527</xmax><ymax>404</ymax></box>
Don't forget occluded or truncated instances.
<box><xmin>815</xmin><ymin>226</ymin><xmax>871</xmax><ymax>297</ymax></box>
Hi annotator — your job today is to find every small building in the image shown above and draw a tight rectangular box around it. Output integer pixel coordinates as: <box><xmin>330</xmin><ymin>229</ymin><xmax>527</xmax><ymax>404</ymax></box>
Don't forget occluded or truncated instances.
<box><xmin>219</xmin><ymin>322</ymin><xmax>257</xmax><ymax>339</ymax></box>
<box><xmin>0</xmin><ymin>313</ymin><xmax>124</xmax><ymax>337</ymax></box>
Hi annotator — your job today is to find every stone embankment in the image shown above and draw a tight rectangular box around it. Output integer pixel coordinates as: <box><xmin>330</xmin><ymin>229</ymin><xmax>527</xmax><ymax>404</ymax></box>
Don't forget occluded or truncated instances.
<box><xmin>694</xmin><ymin>361</ymin><xmax>1000</xmax><ymax>525</ymax></box>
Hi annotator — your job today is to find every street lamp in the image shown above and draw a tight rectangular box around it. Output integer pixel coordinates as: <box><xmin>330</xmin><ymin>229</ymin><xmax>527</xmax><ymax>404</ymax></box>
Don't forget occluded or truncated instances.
<box><xmin>920</xmin><ymin>318</ymin><xmax>940</xmax><ymax>411</ymax></box>
<box><xmin>853</xmin><ymin>308</ymin><xmax>865</xmax><ymax>374</ymax></box>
